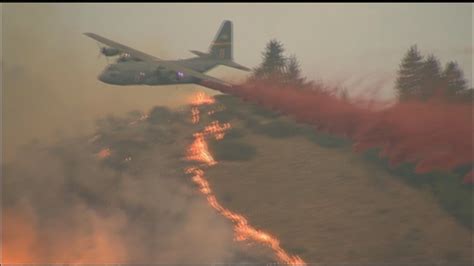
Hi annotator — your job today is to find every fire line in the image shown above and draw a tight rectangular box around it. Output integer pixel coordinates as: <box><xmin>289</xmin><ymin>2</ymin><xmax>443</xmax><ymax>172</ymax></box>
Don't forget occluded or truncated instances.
<box><xmin>184</xmin><ymin>92</ymin><xmax>306</xmax><ymax>266</ymax></box>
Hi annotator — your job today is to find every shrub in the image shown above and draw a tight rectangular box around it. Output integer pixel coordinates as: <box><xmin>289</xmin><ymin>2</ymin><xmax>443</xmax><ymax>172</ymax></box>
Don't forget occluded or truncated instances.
<box><xmin>148</xmin><ymin>106</ymin><xmax>181</xmax><ymax>125</ymax></box>
<box><xmin>209</xmin><ymin>140</ymin><xmax>257</xmax><ymax>161</ymax></box>
<box><xmin>253</xmin><ymin>120</ymin><xmax>301</xmax><ymax>138</ymax></box>
<box><xmin>247</xmin><ymin>104</ymin><xmax>281</xmax><ymax>119</ymax></box>
<box><xmin>304</xmin><ymin>129</ymin><xmax>351</xmax><ymax>148</ymax></box>
<box><xmin>211</xmin><ymin>108</ymin><xmax>239</xmax><ymax>122</ymax></box>
<box><xmin>224</xmin><ymin>127</ymin><xmax>246</xmax><ymax>139</ymax></box>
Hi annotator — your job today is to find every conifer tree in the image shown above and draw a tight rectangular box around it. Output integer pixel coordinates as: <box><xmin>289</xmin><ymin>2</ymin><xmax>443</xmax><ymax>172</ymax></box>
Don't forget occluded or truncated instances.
<box><xmin>419</xmin><ymin>54</ymin><xmax>442</xmax><ymax>100</ymax></box>
<box><xmin>284</xmin><ymin>55</ymin><xmax>305</xmax><ymax>87</ymax></box>
<box><xmin>395</xmin><ymin>45</ymin><xmax>424</xmax><ymax>101</ymax></box>
<box><xmin>442</xmin><ymin>61</ymin><xmax>467</xmax><ymax>100</ymax></box>
<box><xmin>252</xmin><ymin>39</ymin><xmax>287</xmax><ymax>82</ymax></box>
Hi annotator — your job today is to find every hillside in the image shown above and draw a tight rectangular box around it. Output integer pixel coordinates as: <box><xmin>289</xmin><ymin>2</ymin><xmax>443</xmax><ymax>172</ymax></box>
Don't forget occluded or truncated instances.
<box><xmin>4</xmin><ymin>93</ymin><xmax>471</xmax><ymax>265</ymax></box>
<box><xmin>202</xmin><ymin>94</ymin><xmax>473</xmax><ymax>264</ymax></box>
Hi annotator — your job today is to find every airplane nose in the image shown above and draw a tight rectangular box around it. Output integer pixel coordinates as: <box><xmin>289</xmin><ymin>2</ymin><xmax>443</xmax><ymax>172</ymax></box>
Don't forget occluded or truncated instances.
<box><xmin>98</xmin><ymin>70</ymin><xmax>112</xmax><ymax>83</ymax></box>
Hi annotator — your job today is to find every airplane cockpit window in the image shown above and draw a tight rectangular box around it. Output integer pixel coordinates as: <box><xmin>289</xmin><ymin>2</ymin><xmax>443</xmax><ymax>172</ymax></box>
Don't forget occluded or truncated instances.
<box><xmin>107</xmin><ymin>64</ymin><xmax>119</xmax><ymax>71</ymax></box>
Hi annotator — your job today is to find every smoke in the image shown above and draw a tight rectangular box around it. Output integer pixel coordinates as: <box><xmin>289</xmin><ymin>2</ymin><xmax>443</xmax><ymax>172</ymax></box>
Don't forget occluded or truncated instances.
<box><xmin>1</xmin><ymin>6</ymin><xmax>260</xmax><ymax>263</ymax></box>
<box><xmin>2</xmin><ymin>107</ymin><xmax>266</xmax><ymax>264</ymax></box>
<box><xmin>2</xmin><ymin>5</ymin><xmax>219</xmax><ymax>164</ymax></box>
<box><xmin>203</xmin><ymin>80</ymin><xmax>473</xmax><ymax>182</ymax></box>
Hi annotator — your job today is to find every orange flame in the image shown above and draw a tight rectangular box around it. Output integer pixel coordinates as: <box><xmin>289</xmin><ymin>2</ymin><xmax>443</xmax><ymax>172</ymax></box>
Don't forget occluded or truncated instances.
<box><xmin>189</xmin><ymin>91</ymin><xmax>216</xmax><ymax>106</ymax></box>
<box><xmin>191</xmin><ymin>107</ymin><xmax>200</xmax><ymax>124</ymax></box>
<box><xmin>185</xmin><ymin>91</ymin><xmax>306</xmax><ymax>266</ymax></box>
<box><xmin>186</xmin><ymin>133</ymin><xmax>216</xmax><ymax>166</ymax></box>
<box><xmin>186</xmin><ymin>167</ymin><xmax>306</xmax><ymax>265</ymax></box>
<box><xmin>203</xmin><ymin>121</ymin><xmax>231</xmax><ymax>140</ymax></box>
<box><xmin>96</xmin><ymin>148</ymin><xmax>111</xmax><ymax>159</ymax></box>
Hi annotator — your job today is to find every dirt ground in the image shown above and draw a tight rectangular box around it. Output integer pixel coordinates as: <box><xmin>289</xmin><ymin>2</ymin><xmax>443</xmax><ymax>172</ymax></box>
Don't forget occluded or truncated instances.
<box><xmin>205</xmin><ymin>132</ymin><xmax>473</xmax><ymax>265</ymax></box>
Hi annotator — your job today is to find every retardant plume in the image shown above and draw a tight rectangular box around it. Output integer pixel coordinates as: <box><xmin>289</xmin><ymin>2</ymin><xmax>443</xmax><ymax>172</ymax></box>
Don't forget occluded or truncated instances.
<box><xmin>202</xmin><ymin>80</ymin><xmax>473</xmax><ymax>183</ymax></box>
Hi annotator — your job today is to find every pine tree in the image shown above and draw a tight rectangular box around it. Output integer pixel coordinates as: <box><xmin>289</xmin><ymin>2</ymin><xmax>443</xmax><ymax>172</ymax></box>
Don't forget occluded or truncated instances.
<box><xmin>252</xmin><ymin>39</ymin><xmax>287</xmax><ymax>82</ymax></box>
<box><xmin>395</xmin><ymin>45</ymin><xmax>424</xmax><ymax>101</ymax></box>
<box><xmin>419</xmin><ymin>54</ymin><xmax>442</xmax><ymax>100</ymax></box>
<box><xmin>442</xmin><ymin>61</ymin><xmax>467</xmax><ymax>100</ymax></box>
<box><xmin>284</xmin><ymin>55</ymin><xmax>305</xmax><ymax>87</ymax></box>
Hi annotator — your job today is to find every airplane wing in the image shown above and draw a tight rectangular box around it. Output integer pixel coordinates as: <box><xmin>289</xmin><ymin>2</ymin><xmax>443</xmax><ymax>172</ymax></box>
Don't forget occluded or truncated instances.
<box><xmin>84</xmin><ymin>32</ymin><xmax>232</xmax><ymax>87</ymax></box>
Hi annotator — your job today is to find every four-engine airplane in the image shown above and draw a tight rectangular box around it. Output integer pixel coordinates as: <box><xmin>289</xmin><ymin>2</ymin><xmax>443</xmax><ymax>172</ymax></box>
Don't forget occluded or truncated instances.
<box><xmin>84</xmin><ymin>20</ymin><xmax>249</xmax><ymax>88</ymax></box>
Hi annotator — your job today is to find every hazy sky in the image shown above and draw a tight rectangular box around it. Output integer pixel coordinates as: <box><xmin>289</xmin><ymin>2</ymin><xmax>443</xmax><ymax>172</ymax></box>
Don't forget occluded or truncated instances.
<box><xmin>2</xmin><ymin>3</ymin><xmax>473</xmax><ymax>161</ymax></box>
<box><xmin>4</xmin><ymin>4</ymin><xmax>472</xmax><ymax>83</ymax></box>
<box><xmin>45</xmin><ymin>4</ymin><xmax>473</xmax><ymax>82</ymax></box>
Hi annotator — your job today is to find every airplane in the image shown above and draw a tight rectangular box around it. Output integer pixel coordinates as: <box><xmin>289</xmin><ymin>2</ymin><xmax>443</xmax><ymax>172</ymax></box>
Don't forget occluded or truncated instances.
<box><xmin>84</xmin><ymin>20</ymin><xmax>250</xmax><ymax>88</ymax></box>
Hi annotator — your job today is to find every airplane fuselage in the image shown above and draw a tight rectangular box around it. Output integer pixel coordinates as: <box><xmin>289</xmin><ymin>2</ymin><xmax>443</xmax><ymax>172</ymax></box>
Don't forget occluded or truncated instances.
<box><xmin>87</xmin><ymin>20</ymin><xmax>249</xmax><ymax>87</ymax></box>
<box><xmin>98</xmin><ymin>57</ymin><xmax>225</xmax><ymax>86</ymax></box>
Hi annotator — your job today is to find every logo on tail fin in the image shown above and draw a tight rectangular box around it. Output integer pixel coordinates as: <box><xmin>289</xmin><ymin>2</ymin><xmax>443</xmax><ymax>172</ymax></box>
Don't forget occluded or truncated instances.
<box><xmin>209</xmin><ymin>20</ymin><xmax>232</xmax><ymax>60</ymax></box>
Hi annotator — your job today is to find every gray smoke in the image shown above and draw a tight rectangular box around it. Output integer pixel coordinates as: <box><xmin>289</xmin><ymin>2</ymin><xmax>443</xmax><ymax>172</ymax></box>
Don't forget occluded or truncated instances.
<box><xmin>2</xmin><ymin>106</ymin><xmax>271</xmax><ymax>264</ymax></box>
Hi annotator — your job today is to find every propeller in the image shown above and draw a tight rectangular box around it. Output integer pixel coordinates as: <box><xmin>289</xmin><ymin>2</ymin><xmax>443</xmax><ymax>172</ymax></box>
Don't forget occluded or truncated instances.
<box><xmin>95</xmin><ymin>42</ymin><xmax>110</xmax><ymax>64</ymax></box>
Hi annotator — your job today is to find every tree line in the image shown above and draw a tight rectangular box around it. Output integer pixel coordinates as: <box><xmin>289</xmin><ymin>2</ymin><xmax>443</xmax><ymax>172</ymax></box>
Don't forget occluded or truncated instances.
<box><xmin>250</xmin><ymin>40</ymin><xmax>472</xmax><ymax>103</ymax></box>
<box><xmin>249</xmin><ymin>39</ymin><xmax>306</xmax><ymax>89</ymax></box>
<box><xmin>395</xmin><ymin>45</ymin><xmax>472</xmax><ymax>102</ymax></box>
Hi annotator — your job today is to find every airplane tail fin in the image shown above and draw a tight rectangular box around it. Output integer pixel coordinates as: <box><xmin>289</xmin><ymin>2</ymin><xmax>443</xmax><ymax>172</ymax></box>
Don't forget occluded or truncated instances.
<box><xmin>209</xmin><ymin>20</ymin><xmax>232</xmax><ymax>60</ymax></box>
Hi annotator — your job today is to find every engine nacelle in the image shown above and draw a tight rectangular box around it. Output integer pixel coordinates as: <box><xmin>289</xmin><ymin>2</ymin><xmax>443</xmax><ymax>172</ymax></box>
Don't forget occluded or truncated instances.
<box><xmin>101</xmin><ymin>47</ymin><xmax>120</xmax><ymax>57</ymax></box>
<box><xmin>165</xmin><ymin>70</ymin><xmax>182</xmax><ymax>81</ymax></box>
<box><xmin>156</xmin><ymin>67</ymin><xmax>184</xmax><ymax>81</ymax></box>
